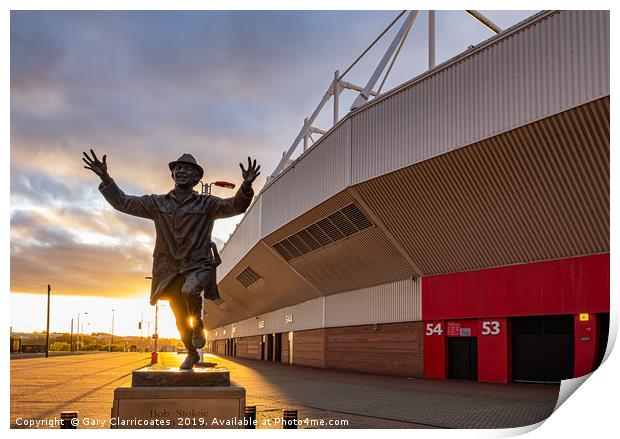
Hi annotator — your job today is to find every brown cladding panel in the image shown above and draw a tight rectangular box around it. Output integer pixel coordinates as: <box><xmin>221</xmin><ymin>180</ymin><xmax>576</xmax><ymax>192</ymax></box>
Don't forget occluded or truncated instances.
<box><xmin>281</xmin><ymin>332</ymin><xmax>290</xmax><ymax>364</ymax></box>
<box><xmin>325</xmin><ymin>322</ymin><xmax>424</xmax><ymax>377</ymax></box>
<box><xmin>214</xmin><ymin>340</ymin><xmax>226</xmax><ymax>355</ymax></box>
<box><xmin>355</xmin><ymin>97</ymin><xmax>609</xmax><ymax>275</ymax></box>
<box><xmin>235</xmin><ymin>336</ymin><xmax>262</xmax><ymax>360</ymax></box>
<box><xmin>292</xmin><ymin>329</ymin><xmax>326</xmax><ymax>368</ymax></box>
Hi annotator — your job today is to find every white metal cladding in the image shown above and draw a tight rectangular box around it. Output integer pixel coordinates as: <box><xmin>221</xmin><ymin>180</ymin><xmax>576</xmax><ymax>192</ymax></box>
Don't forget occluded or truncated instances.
<box><xmin>207</xmin><ymin>278</ymin><xmax>422</xmax><ymax>340</ymax></box>
<box><xmin>217</xmin><ymin>197</ymin><xmax>262</xmax><ymax>280</ymax></box>
<box><xmin>259</xmin><ymin>119</ymin><xmax>350</xmax><ymax>237</ymax></box>
<box><xmin>324</xmin><ymin>278</ymin><xmax>421</xmax><ymax>327</ymax></box>
<box><xmin>210</xmin><ymin>324</ymin><xmax>233</xmax><ymax>340</ymax></box>
<box><xmin>207</xmin><ymin>297</ymin><xmax>324</xmax><ymax>340</ymax></box>
<box><xmin>350</xmin><ymin>10</ymin><xmax>609</xmax><ymax>184</ymax></box>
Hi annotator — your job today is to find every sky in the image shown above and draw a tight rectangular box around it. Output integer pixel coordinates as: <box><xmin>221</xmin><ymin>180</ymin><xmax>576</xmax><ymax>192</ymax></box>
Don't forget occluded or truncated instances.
<box><xmin>10</xmin><ymin>10</ymin><xmax>538</xmax><ymax>337</ymax></box>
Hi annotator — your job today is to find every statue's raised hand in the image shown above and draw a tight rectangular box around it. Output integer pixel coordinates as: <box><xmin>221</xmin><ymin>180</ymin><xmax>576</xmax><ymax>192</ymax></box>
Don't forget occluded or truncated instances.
<box><xmin>239</xmin><ymin>156</ymin><xmax>261</xmax><ymax>185</ymax></box>
<box><xmin>82</xmin><ymin>149</ymin><xmax>110</xmax><ymax>182</ymax></box>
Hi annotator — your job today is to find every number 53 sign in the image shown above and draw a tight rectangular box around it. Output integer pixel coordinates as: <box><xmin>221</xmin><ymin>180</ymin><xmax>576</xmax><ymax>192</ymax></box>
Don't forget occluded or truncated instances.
<box><xmin>481</xmin><ymin>321</ymin><xmax>501</xmax><ymax>335</ymax></box>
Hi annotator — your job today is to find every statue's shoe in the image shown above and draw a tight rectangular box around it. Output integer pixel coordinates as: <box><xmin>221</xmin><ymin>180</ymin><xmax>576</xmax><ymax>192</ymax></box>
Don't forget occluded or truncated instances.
<box><xmin>192</xmin><ymin>327</ymin><xmax>206</xmax><ymax>349</ymax></box>
<box><xmin>179</xmin><ymin>352</ymin><xmax>200</xmax><ymax>370</ymax></box>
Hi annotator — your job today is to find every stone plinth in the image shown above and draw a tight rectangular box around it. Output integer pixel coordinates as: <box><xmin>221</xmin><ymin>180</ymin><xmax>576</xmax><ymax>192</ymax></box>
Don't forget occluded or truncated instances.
<box><xmin>131</xmin><ymin>366</ymin><xmax>230</xmax><ymax>387</ymax></box>
<box><xmin>111</xmin><ymin>366</ymin><xmax>245</xmax><ymax>429</ymax></box>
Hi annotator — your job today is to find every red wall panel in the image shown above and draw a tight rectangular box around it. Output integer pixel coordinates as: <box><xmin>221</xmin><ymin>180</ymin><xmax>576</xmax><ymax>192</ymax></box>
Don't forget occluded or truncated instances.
<box><xmin>477</xmin><ymin>318</ymin><xmax>510</xmax><ymax>383</ymax></box>
<box><xmin>423</xmin><ymin>254</ymin><xmax>609</xmax><ymax>320</ymax></box>
<box><xmin>423</xmin><ymin>321</ymin><xmax>447</xmax><ymax>379</ymax></box>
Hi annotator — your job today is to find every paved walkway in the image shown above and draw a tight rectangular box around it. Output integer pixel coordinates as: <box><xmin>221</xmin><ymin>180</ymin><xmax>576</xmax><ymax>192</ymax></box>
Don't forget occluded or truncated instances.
<box><xmin>163</xmin><ymin>353</ymin><xmax>559</xmax><ymax>429</ymax></box>
<box><xmin>11</xmin><ymin>352</ymin><xmax>560</xmax><ymax>429</ymax></box>
<box><xmin>11</xmin><ymin>352</ymin><xmax>151</xmax><ymax>429</ymax></box>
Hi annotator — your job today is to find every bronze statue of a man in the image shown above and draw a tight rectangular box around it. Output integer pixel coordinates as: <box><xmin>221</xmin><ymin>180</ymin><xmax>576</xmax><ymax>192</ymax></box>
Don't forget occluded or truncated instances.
<box><xmin>82</xmin><ymin>149</ymin><xmax>260</xmax><ymax>369</ymax></box>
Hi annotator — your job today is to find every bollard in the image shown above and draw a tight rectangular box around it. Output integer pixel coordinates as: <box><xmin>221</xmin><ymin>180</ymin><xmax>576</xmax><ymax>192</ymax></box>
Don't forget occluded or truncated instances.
<box><xmin>151</xmin><ymin>351</ymin><xmax>158</xmax><ymax>364</ymax></box>
<box><xmin>282</xmin><ymin>409</ymin><xmax>297</xmax><ymax>429</ymax></box>
<box><xmin>244</xmin><ymin>405</ymin><xmax>256</xmax><ymax>429</ymax></box>
<box><xmin>60</xmin><ymin>411</ymin><xmax>78</xmax><ymax>429</ymax></box>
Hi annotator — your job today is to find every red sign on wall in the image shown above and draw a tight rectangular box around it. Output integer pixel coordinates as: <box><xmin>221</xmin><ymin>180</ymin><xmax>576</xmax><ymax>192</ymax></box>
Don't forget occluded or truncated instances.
<box><xmin>447</xmin><ymin>322</ymin><xmax>461</xmax><ymax>336</ymax></box>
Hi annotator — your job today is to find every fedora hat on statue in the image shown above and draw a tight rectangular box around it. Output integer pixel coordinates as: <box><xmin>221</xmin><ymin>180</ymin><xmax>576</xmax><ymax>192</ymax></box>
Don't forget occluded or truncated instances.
<box><xmin>168</xmin><ymin>153</ymin><xmax>204</xmax><ymax>180</ymax></box>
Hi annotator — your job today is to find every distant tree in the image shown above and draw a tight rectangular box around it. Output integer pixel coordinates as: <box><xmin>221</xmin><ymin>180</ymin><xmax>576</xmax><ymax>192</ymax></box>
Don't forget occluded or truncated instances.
<box><xmin>49</xmin><ymin>342</ymin><xmax>71</xmax><ymax>352</ymax></box>
<box><xmin>55</xmin><ymin>333</ymin><xmax>73</xmax><ymax>343</ymax></box>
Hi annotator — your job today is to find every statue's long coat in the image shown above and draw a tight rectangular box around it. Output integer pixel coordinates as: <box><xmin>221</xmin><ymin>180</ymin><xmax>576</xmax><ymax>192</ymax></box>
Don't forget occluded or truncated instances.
<box><xmin>99</xmin><ymin>179</ymin><xmax>253</xmax><ymax>304</ymax></box>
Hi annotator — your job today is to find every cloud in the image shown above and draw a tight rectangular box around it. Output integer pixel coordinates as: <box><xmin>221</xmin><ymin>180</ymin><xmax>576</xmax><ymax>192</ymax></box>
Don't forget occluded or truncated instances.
<box><xmin>10</xmin><ymin>10</ymin><xmax>539</xmax><ymax>298</ymax></box>
<box><xmin>10</xmin><ymin>206</ymin><xmax>154</xmax><ymax>297</ymax></box>
<box><xmin>11</xmin><ymin>239</ymin><xmax>152</xmax><ymax>298</ymax></box>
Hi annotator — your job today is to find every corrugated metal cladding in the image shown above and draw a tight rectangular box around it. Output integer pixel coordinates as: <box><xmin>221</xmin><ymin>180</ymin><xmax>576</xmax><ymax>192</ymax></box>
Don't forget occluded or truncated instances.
<box><xmin>289</xmin><ymin>226</ymin><xmax>416</xmax><ymax>294</ymax></box>
<box><xmin>324</xmin><ymin>278</ymin><xmax>421</xmax><ymax>327</ymax></box>
<box><xmin>260</xmin><ymin>119</ymin><xmax>350</xmax><ymax>237</ymax></box>
<box><xmin>350</xmin><ymin>10</ymin><xmax>609</xmax><ymax>185</ymax></box>
<box><xmin>217</xmin><ymin>197</ymin><xmax>261</xmax><ymax>280</ymax></box>
<box><xmin>208</xmin><ymin>278</ymin><xmax>422</xmax><ymax>340</ymax></box>
<box><xmin>354</xmin><ymin>97</ymin><xmax>609</xmax><ymax>275</ymax></box>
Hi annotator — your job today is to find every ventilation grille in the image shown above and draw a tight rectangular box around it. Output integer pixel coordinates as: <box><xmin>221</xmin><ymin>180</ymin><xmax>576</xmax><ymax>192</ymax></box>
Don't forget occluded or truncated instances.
<box><xmin>273</xmin><ymin>203</ymin><xmax>374</xmax><ymax>261</ymax></box>
<box><xmin>236</xmin><ymin>266</ymin><xmax>262</xmax><ymax>288</ymax></box>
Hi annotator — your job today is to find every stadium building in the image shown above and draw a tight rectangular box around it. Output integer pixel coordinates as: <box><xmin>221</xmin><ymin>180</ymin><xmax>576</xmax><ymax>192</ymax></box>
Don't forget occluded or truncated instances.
<box><xmin>204</xmin><ymin>10</ymin><xmax>609</xmax><ymax>383</ymax></box>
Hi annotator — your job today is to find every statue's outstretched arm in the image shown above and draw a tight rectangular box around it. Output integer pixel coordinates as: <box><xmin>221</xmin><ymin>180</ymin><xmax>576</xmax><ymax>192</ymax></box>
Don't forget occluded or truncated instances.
<box><xmin>83</xmin><ymin>149</ymin><xmax>155</xmax><ymax>220</ymax></box>
<box><xmin>210</xmin><ymin>157</ymin><xmax>260</xmax><ymax>219</ymax></box>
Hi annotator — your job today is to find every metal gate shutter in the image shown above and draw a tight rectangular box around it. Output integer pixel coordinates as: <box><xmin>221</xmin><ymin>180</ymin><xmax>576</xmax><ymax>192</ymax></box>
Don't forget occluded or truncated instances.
<box><xmin>448</xmin><ymin>337</ymin><xmax>478</xmax><ymax>380</ymax></box>
<box><xmin>512</xmin><ymin>315</ymin><xmax>574</xmax><ymax>382</ymax></box>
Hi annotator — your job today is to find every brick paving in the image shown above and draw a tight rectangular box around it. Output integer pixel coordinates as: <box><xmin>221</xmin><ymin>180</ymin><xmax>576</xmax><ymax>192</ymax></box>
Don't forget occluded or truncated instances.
<box><xmin>166</xmin><ymin>353</ymin><xmax>559</xmax><ymax>429</ymax></box>
<box><xmin>11</xmin><ymin>352</ymin><xmax>560</xmax><ymax>429</ymax></box>
<box><xmin>11</xmin><ymin>352</ymin><xmax>151</xmax><ymax>429</ymax></box>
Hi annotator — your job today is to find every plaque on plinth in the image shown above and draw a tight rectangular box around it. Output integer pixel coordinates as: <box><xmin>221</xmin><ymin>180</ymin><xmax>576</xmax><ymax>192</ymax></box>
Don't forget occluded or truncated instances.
<box><xmin>111</xmin><ymin>366</ymin><xmax>245</xmax><ymax>429</ymax></box>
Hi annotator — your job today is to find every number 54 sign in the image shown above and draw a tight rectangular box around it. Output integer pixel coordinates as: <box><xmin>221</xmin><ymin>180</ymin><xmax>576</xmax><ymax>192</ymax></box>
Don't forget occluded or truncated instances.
<box><xmin>425</xmin><ymin>323</ymin><xmax>443</xmax><ymax>335</ymax></box>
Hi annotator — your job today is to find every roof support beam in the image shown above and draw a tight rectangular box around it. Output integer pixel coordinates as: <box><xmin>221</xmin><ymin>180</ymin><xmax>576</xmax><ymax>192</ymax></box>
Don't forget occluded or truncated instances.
<box><xmin>428</xmin><ymin>10</ymin><xmax>436</xmax><ymax>69</ymax></box>
<box><xmin>351</xmin><ymin>10</ymin><xmax>418</xmax><ymax>110</ymax></box>
<box><xmin>465</xmin><ymin>10</ymin><xmax>502</xmax><ymax>34</ymax></box>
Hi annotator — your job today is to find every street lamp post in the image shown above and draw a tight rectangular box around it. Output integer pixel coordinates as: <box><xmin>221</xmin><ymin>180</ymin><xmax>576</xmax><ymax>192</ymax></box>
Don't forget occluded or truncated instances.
<box><xmin>70</xmin><ymin>318</ymin><xmax>74</xmax><ymax>352</ymax></box>
<box><xmin>84</xmin><ymin>323</ymin><xmax>91</xmax><ymax>349</ymax></box>
<box><xmin>201</xmin><ymin>180</ymin><xmax>235</xmax><ymax>196</ymax></box>
<box><xmin>109</xmin><ymin>309</ymin><xmax>115</xmax><ymax>352</ymax></box>
<box><xmin>45</xmin><ymin>285</ymin><xmax>51</xmax><ymax>358</ymax></box>
<box><xmin>76</xmin><ymin>312</ymin><xmax>88</xmax><ymax>351</ymax></box>
<box><xmin>144</xmin><ymin>276</ymin><xmax>159</xmax><ymax>353</ymax></box>
<box><xmin>154</xmin><ymin>302</ymin><xmax>159</xmax><ymax>353</ymax></box>
<box><xmin>146</xmin><ymin>321</ymin><xmax>152</xmax><ymax>350</ymax></box>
